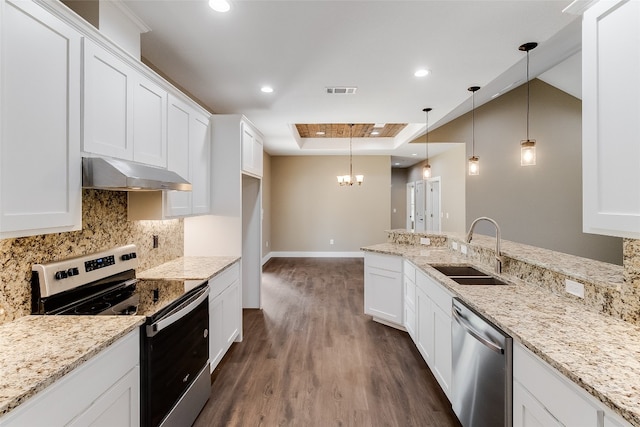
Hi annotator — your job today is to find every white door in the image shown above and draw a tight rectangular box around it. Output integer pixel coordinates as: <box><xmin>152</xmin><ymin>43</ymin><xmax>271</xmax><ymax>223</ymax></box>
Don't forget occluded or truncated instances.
<box><xmin>406</xmin><ymin>182</ymin><xmax>415</xmax><ymax>231</ymax></box>
<box><xmin>414</xmin><ymin>180</ymin><xmax>425</xmax><ymax>232</ymax></box>
<box><xmin>426</xmin><ymin>177</ymin><xmax>441</xmax><ymax>233</ymax></box>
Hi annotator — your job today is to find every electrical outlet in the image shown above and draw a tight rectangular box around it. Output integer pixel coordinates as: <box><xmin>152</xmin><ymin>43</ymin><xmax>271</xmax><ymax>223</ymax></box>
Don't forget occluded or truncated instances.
<box><xmin>266</xmin><ymin>240</ymin><xmax>269</xmax><ymax>248</ymax></box>
<box><xmin>330</xmin><ymin>239</ymin><xmax>334</xmax><ymax>245</ymax></box>
<box><xmin>420</xmin><ymin>237</ymin><xmax>431</xmax><ymax>246</ymax></box>
<box><xmin>460</xmin><ymin>244</ymin><xmax>467</xmax><ymax>255</ymax></box>
<box><xmin>153</xmin><ymin>235</ymin><xmax>159</xmax><ymax>249</ymax></box>
<box><xmin>565</xmin><ymin>279</ymin><xmax>585</xmax><ymax>298</ymax></box>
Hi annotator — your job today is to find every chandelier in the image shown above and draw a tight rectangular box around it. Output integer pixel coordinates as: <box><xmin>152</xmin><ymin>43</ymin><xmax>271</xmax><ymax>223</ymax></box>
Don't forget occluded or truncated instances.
<box><xmin>337</xmin><ymin>124</ymin><xmax>364</xmax><ymax>186</ymax></box>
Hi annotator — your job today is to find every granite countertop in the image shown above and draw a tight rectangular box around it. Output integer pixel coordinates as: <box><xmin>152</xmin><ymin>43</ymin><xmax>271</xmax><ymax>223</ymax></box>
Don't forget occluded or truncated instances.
<box><xmin>136</xmin><ymin>256</ymin><xmax>240</xmax><ymax>280</ymax></box>
<box><xmin>0</xmin><ymin>315</ymin><xmax>144</xmax><ymax>416</ymax></box>
<box><xmin>362</xmin><ymin>243</ymin><xmax>640</xmax><ymax>426</ymax></box>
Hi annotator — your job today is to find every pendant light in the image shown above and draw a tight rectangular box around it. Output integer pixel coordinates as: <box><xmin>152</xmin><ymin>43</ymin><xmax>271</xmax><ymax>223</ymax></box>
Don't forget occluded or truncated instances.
<box><xmin>468</xmin><ymin>86</ymin><xmax>480</xmax><ymax>176</ymax></box>
<box><xmin>519</xmin><ymin>42</ymin><xmax>538</xmax><ymax>166</ymax></box>
<box><xmin>423</xmin><ymin>108</ymin><xmax>432</xmax><ymax>179</ymax></box>
<box><xmin>337</xmin><ymin>124</ymin><xmax>364</xmax><ymax>186</ymax></box>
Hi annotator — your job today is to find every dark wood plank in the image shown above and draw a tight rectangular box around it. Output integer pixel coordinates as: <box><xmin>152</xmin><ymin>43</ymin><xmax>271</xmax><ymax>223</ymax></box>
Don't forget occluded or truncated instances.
<box><xmin>194</xmin><ymin>258</ymin><xmax>461</xmax><ymax>426</ymax></box>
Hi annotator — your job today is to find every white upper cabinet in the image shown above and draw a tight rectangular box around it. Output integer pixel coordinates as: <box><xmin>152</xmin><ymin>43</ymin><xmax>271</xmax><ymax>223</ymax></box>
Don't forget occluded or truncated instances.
<box><xmin>0</xmin><ymin>0</ymin><xmax>82</xmax><ymax>238</ymax></box>
<box><xmin>129</xmin><ymin>94</ymin><xmax>211</xmax><ymax>220</ymax></box>
<box><xmin>82</xmin><ymin>38</ymin><xmax>134</xmax><ymax>161</ymax></box>
<box><xmin>164</xmin><ymin>94</ymin><xmax>211</xmax><ymax>217</ymax></box>
<box><xmin>132</xmin><ymin>75</ymin><xmax>167</xmax><ymax>167</ymax></box>
<box><xmin>582</xmin><ymin>0</ymin><xmax>640</xmax><ymax>238</ymax></box>
<box><xmin>83</xmin><ymin>38</ymin><xmax>168</xmax><ymax>168</ymax></box>
<box><xmin>190</xmin><ymin>112</ymin><xmax>211</xmax><ymax>215</ymax></box>
<box><xmin>241</xmin><ymin>121</ymin><xmax>263</xmax><ymax>178</ymax></box>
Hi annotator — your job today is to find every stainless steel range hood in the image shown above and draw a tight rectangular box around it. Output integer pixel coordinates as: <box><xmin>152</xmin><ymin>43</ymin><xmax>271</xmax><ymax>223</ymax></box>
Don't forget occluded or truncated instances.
<box><xmin>82</xmin><ymin>157</ymin><xmax>192</xmax><ymax>191</ymax></box>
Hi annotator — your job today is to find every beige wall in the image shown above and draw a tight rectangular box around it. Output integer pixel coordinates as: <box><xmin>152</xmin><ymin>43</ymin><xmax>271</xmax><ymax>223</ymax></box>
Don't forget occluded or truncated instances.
<box><xmin>271</xmin><ymin>155</ymin><xmax>391</xmax><ymax>253</ymax></box>
<box><xmin>430</xmin><ymin>79</ymin><xmax>622</xmax><ymax>264</ymax></box>
<box><xmin>391</xmin><ymin>168</ymin><xmax>408</xmax><ymax>229</ymax></box>
<box><xmin>407</xmin><ymin>144</ymin><xmax>467</xmax><ymax>233</ymax></box>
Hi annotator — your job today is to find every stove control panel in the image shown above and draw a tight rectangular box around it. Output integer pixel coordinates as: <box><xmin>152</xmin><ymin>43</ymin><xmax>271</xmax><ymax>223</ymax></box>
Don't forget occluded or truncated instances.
<box><xmin>33</xmin><ymin>244</ymin><xmax>139</xmax><ymax>298</ymax></box>
<box><xmin>85</xmin><ymin>255</ymin><xmax>116</xmax><ymax>272</ymax></box>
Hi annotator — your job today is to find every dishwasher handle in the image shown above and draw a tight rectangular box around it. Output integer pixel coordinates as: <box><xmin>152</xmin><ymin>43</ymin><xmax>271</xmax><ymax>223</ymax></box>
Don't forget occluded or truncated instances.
<box><xmin>452</xmin><ymin>306</ymin><xmax>504</xmax><ymax>354</ymax></box>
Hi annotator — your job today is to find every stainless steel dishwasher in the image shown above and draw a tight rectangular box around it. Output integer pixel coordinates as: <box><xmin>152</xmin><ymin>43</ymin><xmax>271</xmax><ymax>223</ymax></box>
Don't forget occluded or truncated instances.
<box><xmin>451</xmin><ymin>297</ymin><xmax>512</xmax><ymax>427</ymax></box>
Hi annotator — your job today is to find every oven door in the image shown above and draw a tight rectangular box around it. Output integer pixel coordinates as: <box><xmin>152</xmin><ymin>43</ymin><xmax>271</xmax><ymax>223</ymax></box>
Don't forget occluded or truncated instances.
<box><xmin>141</xmin><ymin>284</ymin><xmax>210</xmax><ymax>427</ymax></box>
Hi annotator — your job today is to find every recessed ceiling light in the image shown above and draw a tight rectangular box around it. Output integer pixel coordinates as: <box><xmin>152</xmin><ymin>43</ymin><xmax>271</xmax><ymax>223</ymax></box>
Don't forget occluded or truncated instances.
<box><xmin>208</xmin><ymin>0</ymin><xmax>231</xmax><ymax>12</ymax></box>
<box><xmin>394</xmin><ymin>162</ymin><xmax>401</xmax><ymax>166</ymax></box>
<box><xmin>371</xmin><ymin>131</ymin><xmax>380</xmax><ymax>136</ymax></box>
<box><xmin>373</xmin><ymin>123</ymin><xmax>386</xmax><ymax>128</ymax></box>
<box><xmin>316</xmin><ymin>131</ymin><xmax>325</xmax><ymax>135</ymax></box>
<box><xmin>414</xmin><ymin>69</ymin><xmax>430</xmax><ymax>77</ymax></box>
<box><xmin>261</xmin><ymin>86</ymin><xmax>274</xmax><ymax>93</ymax></box>
<box><xmin>412</xmin><ymin>153</ymin><xmax>417</xmax><ymax>156</ymax></box>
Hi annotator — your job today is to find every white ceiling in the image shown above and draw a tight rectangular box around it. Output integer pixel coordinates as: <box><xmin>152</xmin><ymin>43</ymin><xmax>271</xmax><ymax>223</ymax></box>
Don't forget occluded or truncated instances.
<box><xmin>122</xmin><ymin>0</ymin><xmax>581</xmax><ymax>164</ymax></box>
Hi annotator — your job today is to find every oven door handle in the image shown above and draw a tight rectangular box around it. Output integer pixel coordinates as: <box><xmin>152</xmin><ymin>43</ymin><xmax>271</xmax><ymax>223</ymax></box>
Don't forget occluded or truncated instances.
<box><xmin>146</xmin><ymin>285</ymin><xmax>209</xmax><ymax>337</ymax></box>
<box><xmin>452</xmin><ymin>306</ymin><xmax>504</xmax><ymax>354</ymax></box>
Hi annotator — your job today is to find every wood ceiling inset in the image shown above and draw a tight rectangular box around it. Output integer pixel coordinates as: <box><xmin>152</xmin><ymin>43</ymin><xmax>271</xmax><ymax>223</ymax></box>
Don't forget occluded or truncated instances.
<box><xmin>295</xmin><ymin>123</ymin><xmax>407</xmax><ymax>138</ymax></box>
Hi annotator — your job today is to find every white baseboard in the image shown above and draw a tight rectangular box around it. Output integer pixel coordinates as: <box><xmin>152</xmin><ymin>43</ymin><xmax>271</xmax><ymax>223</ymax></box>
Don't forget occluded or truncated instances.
<box><xmin>268</xmin><ymin>251</ymin><xmax>364</xmax><ymax>258</ymax></box>
<box><xmin>262</xmin><ymin>252</ymin><xmax>273</xmax><ymax>266</ymax></box>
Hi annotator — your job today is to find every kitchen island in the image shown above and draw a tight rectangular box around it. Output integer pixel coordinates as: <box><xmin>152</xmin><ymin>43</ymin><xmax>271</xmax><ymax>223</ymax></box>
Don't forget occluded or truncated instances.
<box><xmin>363</xmin><ymin>233</ymin><xmax>639</xmax><ymax>426</ymax></box>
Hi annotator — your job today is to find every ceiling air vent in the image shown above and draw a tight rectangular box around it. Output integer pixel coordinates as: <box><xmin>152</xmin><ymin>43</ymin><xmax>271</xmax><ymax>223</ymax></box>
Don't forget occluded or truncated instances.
<box><xmin>326</xmin><ymin>86</ymin><xmax>357</xmax><ymax>95</ymax></box>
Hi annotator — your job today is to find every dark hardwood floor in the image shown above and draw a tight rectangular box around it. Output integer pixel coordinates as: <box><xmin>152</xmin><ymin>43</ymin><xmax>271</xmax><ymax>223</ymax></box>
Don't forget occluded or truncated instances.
<box><xmin>193</xmin><ymin>257</ymin><xmax>461</xmax><ymax>426</ymax></box>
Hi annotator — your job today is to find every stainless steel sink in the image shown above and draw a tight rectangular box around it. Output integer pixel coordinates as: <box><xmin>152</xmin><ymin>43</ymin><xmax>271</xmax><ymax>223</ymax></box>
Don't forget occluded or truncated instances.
<box><xmin>432</xmin><ymin>265</ymin><xmax>507</xmax><ymax>286</ymax></box>
<box><xmin>432</xmin><ymin>265</ymin><xmax>488</xmax><ymax>277</ymax></box>
<box><xmin>449</xmin><ymin>276</ymin><xmax>507</xmax><ymax>286</ymax></box>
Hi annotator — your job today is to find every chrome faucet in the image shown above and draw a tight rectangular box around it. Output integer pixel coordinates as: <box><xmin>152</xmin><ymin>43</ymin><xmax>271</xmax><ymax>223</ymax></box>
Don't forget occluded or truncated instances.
<box><xmin>466</xmin><ymin>217</ymin><xmax>504</xmax><ymax>274</ymax></box>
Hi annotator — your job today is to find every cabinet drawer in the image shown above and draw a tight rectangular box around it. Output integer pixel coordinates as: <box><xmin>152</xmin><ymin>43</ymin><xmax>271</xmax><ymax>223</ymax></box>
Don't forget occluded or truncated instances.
<box><xmin>514</xmin><ymin>342</ymin><xmax>599</xmax><ymax>426</ymax></box>
<box><xmin>365</xmin><ymin>253</ymin><xmax>402</xmax><ymax>273</ymax></box>
<box><xmin>417</xmin><ymin>273</ymin><xmax>452</xmax><ymax>314</ymax></box>
<box><xmin>209</xmin><ymin>262</ymin><xmax>240</xmax><ymax>298</ymax></box>
<box><xmin>403</xmin><ymin>260</ymin><xmax>416</xmax><ymax>282</ymax></box>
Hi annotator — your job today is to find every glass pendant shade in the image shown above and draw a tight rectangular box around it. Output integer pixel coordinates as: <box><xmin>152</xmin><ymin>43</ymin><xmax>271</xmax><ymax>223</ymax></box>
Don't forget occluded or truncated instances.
<box><xmin>423</xmin><ymin>164</ymin><xmax>431</xmax><ymax>179</ymax></box>
<box><xmin>468</xmin><ymin>156</ymin><xmax>479</xmax><ymax>175</ymax></box>
<box><xmin>520</xmin><ymin>140</ymin><xmax>536</xmax><ymax>166</ymax></box>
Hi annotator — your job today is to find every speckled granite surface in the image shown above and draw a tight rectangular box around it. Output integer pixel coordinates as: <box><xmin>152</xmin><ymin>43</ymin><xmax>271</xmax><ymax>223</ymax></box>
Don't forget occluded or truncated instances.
<box><xmin>362</xmin><ymin>242</ymin><xmax>640</xmax><ymax>426</ymax></box>
<box><xmin>137</xmin><ymin>256</ymin><xmax>240</xmax><ymax>280</ymax></box>
<box><xmin>0</xmin><ymin>190</ymin><xmax>184</xmax><ymax>325</ymax></box>
<box><xmin>0</xmin><ymin>315</ymin><xmax>144</xmax><ymax>416</ymax></box>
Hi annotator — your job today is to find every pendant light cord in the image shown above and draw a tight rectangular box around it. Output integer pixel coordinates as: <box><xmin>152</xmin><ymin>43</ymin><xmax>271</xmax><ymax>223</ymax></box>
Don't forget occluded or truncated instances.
<box><xmin>425</xmin><ymin>109</ymin><xmax>429</xmax><ymax>162</ymax></box>
<box><xmin>526</xmin><ymin>50</ymin><xmax>530</xmax><ymax>140</ymax></box>
<box><xmin>471</xmin><ymin>91</ymin><xmax>475</xmax><ymax>156</ymax></box>
<box><xmin>349</xmin><ymin>124</ymin><xmax>353</xmax><ymax>179</ymax></box>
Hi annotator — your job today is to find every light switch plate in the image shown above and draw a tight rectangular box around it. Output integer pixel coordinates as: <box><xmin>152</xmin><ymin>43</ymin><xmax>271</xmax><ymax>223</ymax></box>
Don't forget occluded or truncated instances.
<box><xmin>565</xmin><ymin>279</ymin><xmax>585</xmax><ymax>298</ymax></box>
<box><xmin>420</xmin><ymin>237</ymin><xmax>431</xmax><ymax>246</ymax></box>
<box><xmin>460</xmin><ymin>244</ymin><xmax>467</xmax><ymax>255</ymax></box>
<box><xmin>452</xmin><ymin>241</ymin><xmax>458</xmax><ymax>250</ymax></box>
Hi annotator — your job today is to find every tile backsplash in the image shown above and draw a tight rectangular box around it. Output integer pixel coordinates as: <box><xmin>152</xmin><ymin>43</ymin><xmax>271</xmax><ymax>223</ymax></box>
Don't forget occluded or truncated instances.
<box><xmin>0</xmin><ymin>189</ymin><xmax>184</xmax><ymax>325</ymax></box>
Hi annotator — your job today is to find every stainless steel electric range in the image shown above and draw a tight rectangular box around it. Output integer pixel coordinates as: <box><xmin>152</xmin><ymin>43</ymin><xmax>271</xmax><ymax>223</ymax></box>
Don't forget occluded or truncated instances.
<box><xmin>31</xmin><ymin>245</ymin><xmax>211</xmax><ymax>427</ymax></box>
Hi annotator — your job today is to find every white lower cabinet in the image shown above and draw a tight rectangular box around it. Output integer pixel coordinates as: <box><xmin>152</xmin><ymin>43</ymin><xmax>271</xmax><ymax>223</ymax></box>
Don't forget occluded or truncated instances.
<box><xmin>0</xmin><ymin>329</ymin><xmax>140</xmax><ymax>427</ymax></box>
<box><xmin>514</xmin><ymin>341</ymin><xmax>631</xmax><ymax>427</ymax></box>
<box><xmin>364</xmin><ymin>253</ymin><xmax>403</xmax><ymax>328</ymax></box>
<box><xmin>403</xmin><ymin>261</ymin><xmax>417</xmax><ymax>340</ymax></box>
<box><xmin>415</xmin><ymin>269</ymin><xmax>452</xmax><ymax>400</ymax></box>
<box><xmin>513</xmin><ymin>380</ymin><xmax>563</xmax><ymax>427</ymax></box>
<box><xmin>209</xmin><ymin>262</ymin><xmax>241</xmax><ymax>372</ymax></box>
